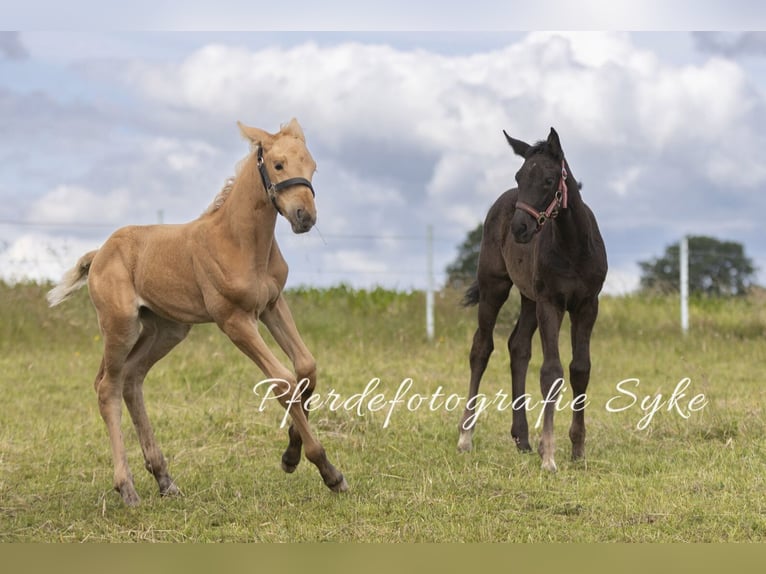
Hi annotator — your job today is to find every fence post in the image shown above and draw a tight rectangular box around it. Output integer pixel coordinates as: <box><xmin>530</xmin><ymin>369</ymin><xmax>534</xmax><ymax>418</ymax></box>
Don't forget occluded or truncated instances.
<box><xmin>426</xmin><ymin>224</ymin><xmax>435</xmax><ymax>341</ymax></box>
<box><xmin>680</xmin><ymin>235</ymin><xmax>689</xmax><ymax>334</ymax></box>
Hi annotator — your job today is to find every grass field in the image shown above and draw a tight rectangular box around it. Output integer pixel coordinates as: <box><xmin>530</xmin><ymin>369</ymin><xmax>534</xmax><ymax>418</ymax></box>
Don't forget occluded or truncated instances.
<box><xmin>1</xmin><ymin>281</ymin><xmax>765</xmax><ymax>542</ymax></box>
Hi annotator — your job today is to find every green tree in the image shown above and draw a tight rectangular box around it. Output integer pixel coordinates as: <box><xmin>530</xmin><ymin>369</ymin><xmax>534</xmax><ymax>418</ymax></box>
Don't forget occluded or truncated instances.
<box><xmin>639</xmin><ymin>235</ymin><xmax>756</xmax><ymax>296</ymax></box>
<box><xmin>446</xmin><ymin>223</ymin><xmax>483</xmax><ymax>288</ymax></box>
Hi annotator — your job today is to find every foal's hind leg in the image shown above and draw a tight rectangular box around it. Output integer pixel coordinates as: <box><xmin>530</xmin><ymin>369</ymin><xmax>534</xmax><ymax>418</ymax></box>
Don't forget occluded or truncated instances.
<box><xmin>458</xmin><ymin>277</ymin><xmax>511</xmax><ymax>452</ymax></box>
<box><xmin>93</xmin><ymin>308</ymin><xmax>142</xmax><ymax>505</ymax></box>
<box><xmin>507</xmin><ymin>295</ymin><xmax>538</xmax><ymax>452</ymax></box>
<box><xmin>261</xmin><ymin>295</ymin><xmax>316</xmax><ymax>474</ymax></box>
<box><xmin>122</xmin><ymin>311</ymin><xmax>191</xmax><ymax>497</ymax></box>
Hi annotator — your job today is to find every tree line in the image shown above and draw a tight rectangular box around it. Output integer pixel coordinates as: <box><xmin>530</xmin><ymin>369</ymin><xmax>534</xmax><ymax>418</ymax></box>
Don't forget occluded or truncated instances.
<box><xmin>446</xmin><ymin>224</ymin><xmax>757</xmax><ymax>296</ymax></box>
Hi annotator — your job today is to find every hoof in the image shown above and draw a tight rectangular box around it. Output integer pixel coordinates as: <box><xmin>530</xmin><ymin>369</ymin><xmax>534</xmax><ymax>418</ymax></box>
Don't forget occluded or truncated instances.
<box><xmin>281</xmin><ymin>451</ymin><xmax>300</xmax><ymax>474</ymax></box>
<box><xmin>514</xmin><ymin>437</ymin><xmax>532</xmax><ymax>453</ymax></box>
<box><xmin>160</xmin><ymin>481</ymin><xmax>181</xmax><ymax>497</ymax></box>
<box><xmin>457</xmin><ymin>432</ymin><xmax>473</xmax><ymax>453</ymax></box>
<box><xmin>117</xmin><ymin>483</ymin><xmax>140</xmax><ymax>507</ymax></box>
<box><xmin>329</xmin><ymin>475</ymin><xmax>349</xmax><ymax>493</ymax></box>
<box><xmin>541</xmin><ymin>459</ymin><xmax>558</xmax><ymax>473</ymax></box>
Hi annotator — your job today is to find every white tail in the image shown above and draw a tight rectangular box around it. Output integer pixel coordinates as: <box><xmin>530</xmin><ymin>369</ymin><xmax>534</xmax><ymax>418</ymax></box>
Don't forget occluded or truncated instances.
<box><xmin>47</xmin><ymin>250</ymin><xmax>98</xmax><ymax>307</ymax></box>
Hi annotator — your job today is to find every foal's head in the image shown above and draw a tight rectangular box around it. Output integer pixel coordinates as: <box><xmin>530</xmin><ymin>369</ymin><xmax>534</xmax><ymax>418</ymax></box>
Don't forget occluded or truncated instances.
<box><xmin>504</xmin><ymin>127</ymin><xmax>568</xmax><ymax>244</ymax></box>
<box><xmin>238</xmin><ymin>118</ymin><xmax>318</xmax><ymax>233</ymax></box>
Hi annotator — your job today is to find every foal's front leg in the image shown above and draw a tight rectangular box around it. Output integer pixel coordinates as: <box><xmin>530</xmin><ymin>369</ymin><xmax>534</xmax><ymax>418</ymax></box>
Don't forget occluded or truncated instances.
<box><xmin>260</xmin><ymin>295</ymin><xmax>317</xmax><ymax>473</ymax></box>
<box><xmin>536</xmin><ymin>302</ymin><xmax>565</xmax><ymax>472</ymax></box>
<box><xmin>507</xmin><ymin>295</ymin><xmax>538</xmax><ymax>452</ymax></box>
<box><xmin>568</xmin><ymin>297</ymin><xmax>599</xmax><ymax>461</ymax></box>
<box><xmin>219</xmin><ymin>308</ymin><xmax>347</xmax><ymax>492</ymax></box>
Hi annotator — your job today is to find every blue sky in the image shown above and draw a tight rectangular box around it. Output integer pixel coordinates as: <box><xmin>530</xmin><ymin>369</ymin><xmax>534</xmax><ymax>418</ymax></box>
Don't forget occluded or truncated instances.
<box><xmin>2</xmin><ymin>6</ymin><xmax>766</xmax><ymax>294</ymax></box>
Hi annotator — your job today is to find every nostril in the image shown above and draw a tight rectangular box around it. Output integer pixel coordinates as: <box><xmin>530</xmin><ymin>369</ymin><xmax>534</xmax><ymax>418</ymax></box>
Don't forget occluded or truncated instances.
<box><xmin>296</xmin><ymin>208</ymin><xmax>305</xmax><ymax>221</ymax></box>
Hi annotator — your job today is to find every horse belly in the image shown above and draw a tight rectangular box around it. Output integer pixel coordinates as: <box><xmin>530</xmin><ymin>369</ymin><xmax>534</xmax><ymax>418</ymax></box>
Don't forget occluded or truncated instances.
<box><xmin>137</xmin><ymin>288</ymin><xmax>210</xmax><ymax>324</ymax></box>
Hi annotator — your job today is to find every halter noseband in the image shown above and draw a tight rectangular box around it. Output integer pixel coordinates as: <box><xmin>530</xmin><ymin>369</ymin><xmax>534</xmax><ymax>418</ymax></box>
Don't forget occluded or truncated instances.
<box><xmin>515</xmin><ymin>160</ymin><xmax>568</xmax><ymax>231</ymax></box>
<box><xmin>256</xmin><ymin>145</ymin><xmax>315</xmax><ymax>215</ymax></box>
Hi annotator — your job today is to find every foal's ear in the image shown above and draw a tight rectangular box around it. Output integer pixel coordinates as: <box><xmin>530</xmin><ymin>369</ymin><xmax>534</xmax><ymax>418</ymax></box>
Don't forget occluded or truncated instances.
<box><xmin>503</xmin><ymin>130</ymin><xmax>530</xmax><ymax>158</ymax></box>
<box><xmin>281</xmin><ymin>118</ymin><xmax>306</xmax><ymax>141</ymax></box>
<box><xmin>237</xmin><ymin>122</ymin><xmax>273</xmax><ymax>146</ymax></box>
<box><xmin>547</xmin><ymin>127</ymin><xmax>564</xmax><ymax>160</ymax></box>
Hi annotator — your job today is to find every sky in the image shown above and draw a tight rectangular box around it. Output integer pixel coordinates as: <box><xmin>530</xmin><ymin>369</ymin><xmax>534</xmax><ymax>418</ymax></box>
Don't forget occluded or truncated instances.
<box><xmin>2</xmin><ymin>5</ymin><xmax>766</xmax><ymax>295</ymax></box>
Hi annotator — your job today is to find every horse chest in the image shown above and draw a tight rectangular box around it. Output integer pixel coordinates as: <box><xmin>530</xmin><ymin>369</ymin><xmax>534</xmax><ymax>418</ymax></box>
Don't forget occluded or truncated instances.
<box><xmin>217</xmin><ymin>270</ymin><xmax>282</xmax><ymax>313</ymax></box>
<box><xmin>526</xmin><ymin>251</ymin><xmax>590</xmax><ymax>306</ymax></box>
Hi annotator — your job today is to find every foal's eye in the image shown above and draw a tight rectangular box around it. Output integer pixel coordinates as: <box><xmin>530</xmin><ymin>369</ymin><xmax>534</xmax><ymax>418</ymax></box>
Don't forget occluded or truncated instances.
<box><xmin>545</xmin><ymin>177</ymin><xmax>555</xmax><ymax>186</ymax></box>
<box><xmin>274</xmin><ymin>162</ymin><xmax>284</xmax><ymax>171</ymax></box>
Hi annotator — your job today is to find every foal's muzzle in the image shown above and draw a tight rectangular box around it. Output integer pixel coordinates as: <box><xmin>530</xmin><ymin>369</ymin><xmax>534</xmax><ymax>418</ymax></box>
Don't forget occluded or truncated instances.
<box><xmin>511</xmin><ymin>212</ymin><xmax>536</xmax><ymax>244</ymax></box>
<box><xmin>289</xmin><ymin>207</ymin><xmax>316</xmax><ymax>234</ymax></box>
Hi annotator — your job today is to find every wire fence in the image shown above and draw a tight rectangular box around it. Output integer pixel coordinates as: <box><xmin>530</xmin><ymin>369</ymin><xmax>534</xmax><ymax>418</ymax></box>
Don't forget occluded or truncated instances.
<box><xmin>0</xmin><ymin>216</ymin><xmax>701</xmax><ymax>296</ymax></box>
<box><xmin>0</xmin><ymin>218</ymin><xmax>457</xmax><ymax>288</ymax></box>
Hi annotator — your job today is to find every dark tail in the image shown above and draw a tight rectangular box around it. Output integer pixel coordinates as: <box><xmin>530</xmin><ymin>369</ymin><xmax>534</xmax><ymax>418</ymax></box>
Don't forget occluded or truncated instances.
<box><xmin>461</xmin><ymin>280</ymin><xmax>480</xmax><ymax>307</ymax></box>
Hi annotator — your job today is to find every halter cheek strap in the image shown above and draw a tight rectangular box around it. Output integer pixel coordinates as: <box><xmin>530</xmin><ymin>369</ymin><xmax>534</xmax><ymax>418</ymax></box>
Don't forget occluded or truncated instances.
<box><xmin>257</xmin><ymin>146</ymin><xmax>315</xmax><ymax>215</ymax></box>
<box><xmin>515</xmin><ymin>160</ymin><xmax>568</xmax><ymax>231</ymax></box>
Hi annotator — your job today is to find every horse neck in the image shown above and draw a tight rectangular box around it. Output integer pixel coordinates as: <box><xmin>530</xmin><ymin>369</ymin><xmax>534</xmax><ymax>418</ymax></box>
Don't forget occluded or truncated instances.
<box><xmin>215</xmin><ymin>155</ymin><xmax>277</xmax><ymax>252</ymax></box>
<box><xmin>552</xmin><ymin>169</ymin><xmax>592</xmax><ymax>252</ymax></box>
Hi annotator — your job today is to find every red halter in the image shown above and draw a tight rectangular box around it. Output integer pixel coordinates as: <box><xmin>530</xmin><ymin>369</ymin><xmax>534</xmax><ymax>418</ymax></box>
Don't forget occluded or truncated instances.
<box><xmin>515</xmin><ymin>160</ymin><xmax>568</xmax><ymax>231</ymax></box>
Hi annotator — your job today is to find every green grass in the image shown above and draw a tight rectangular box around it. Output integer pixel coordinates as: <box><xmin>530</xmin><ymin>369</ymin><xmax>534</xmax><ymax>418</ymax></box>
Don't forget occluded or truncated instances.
<box><xmin>1</xmin><ymin>281</ymin><xmax>765</xmax><ymax>541</ymax></box>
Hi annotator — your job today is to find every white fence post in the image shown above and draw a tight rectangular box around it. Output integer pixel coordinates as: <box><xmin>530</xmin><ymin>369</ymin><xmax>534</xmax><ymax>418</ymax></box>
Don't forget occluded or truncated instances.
<box><xmin>680</xmin><ymin>235</ymin><xmax>689</xmax><ymax>334</ymax></box>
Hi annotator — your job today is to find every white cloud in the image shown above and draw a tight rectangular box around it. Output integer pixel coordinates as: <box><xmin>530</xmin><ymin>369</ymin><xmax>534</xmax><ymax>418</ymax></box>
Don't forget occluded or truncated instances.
<box><xmin>609</xmin><ymin>166</ymin><xmax>643</xmax><ymax>197</ymax></box>
<box><xmin>27</xmin><ymin>184</ymin><xmax>133</xmax><ymax>225</ymax></box>
<box><xmin>5</xmin><ymin>31</ymin><xmax>766</xmax><ymax>291</ymax></box>
<box><xmin>123</xmin><ymin>33</ymin><xmax>766</xmax><ymax>187</ymax></box>
<box><xmin>146</xmin><ymin>137</ymin><xmax>218</xmax><ymax>172</ymax></box>
<box><xmin>0</xmin><ymin>233</ymin><xmax>99</xmax><ymax>283</ymax></box>
<box><xmin>602</xmin><ymin>265</ymin><xmax>642</xmax><ymax>296</ymax></box>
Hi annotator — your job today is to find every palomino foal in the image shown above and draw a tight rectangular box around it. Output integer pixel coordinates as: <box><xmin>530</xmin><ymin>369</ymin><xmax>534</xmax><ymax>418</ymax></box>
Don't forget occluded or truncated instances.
<box><xmin>48</xmin><ymin>119</ymin><xmax>347</xmax><ymax>505</ymax></box>
<box><xmin>458</xmin><ymin>128</ymin><xmax>607</xmax><ymax>472</ymax></box>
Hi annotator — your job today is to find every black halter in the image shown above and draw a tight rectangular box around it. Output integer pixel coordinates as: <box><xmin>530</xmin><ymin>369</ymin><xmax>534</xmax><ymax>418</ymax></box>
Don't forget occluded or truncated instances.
<box><xmin>256</xmin><ymin>146</ymin><xmax>315</xmax><ymax>215</ymax></box>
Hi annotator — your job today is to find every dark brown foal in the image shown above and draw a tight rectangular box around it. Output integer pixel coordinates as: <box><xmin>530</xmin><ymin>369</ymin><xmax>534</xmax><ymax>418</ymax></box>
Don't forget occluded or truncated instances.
<box><xmin>458</xmin><ymin>127</ymin><xmax>607</xmax><ymax>472</ymax></box>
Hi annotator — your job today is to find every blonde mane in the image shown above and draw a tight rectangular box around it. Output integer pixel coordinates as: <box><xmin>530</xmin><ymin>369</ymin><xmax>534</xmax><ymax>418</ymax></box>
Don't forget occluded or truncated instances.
<box><xmin>202</xmin><ymin>176</ymin><xmax>237</xmax><ymax>216</ymax></box>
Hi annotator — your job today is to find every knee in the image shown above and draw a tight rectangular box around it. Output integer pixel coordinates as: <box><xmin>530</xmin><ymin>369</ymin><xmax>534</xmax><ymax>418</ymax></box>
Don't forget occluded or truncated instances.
<box><xmin>97</xmin><ymin>381</ymin><xmax>123</xmax><ymax>415</ymax></box>
<box><xmin>122</xmin><ymin>378</ymin><xmax>140</xmax><ymax>402</ymax></box>
<box><xmin>569</xmin><ymin>357</ymin><xmax>591</xmax><ymax>379</ymax></box>
<box><xmin>295</xmin><ymin>355</ymin><xmax>317</xmax><ymax>382</ymax></box>
<box><xmin>541</xmin><ymin>357</ymin><xmax>563</xmax><ymax>376</ymax></box>
<box><xmin>470</xmin><ymin>329</ymin><xmax>494</xmax><ymax>365</ymax></box>
<box><xmin>508</xmin><ymin>337</ymin><xmax>531</xmax><ymax>362</ymax></box>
